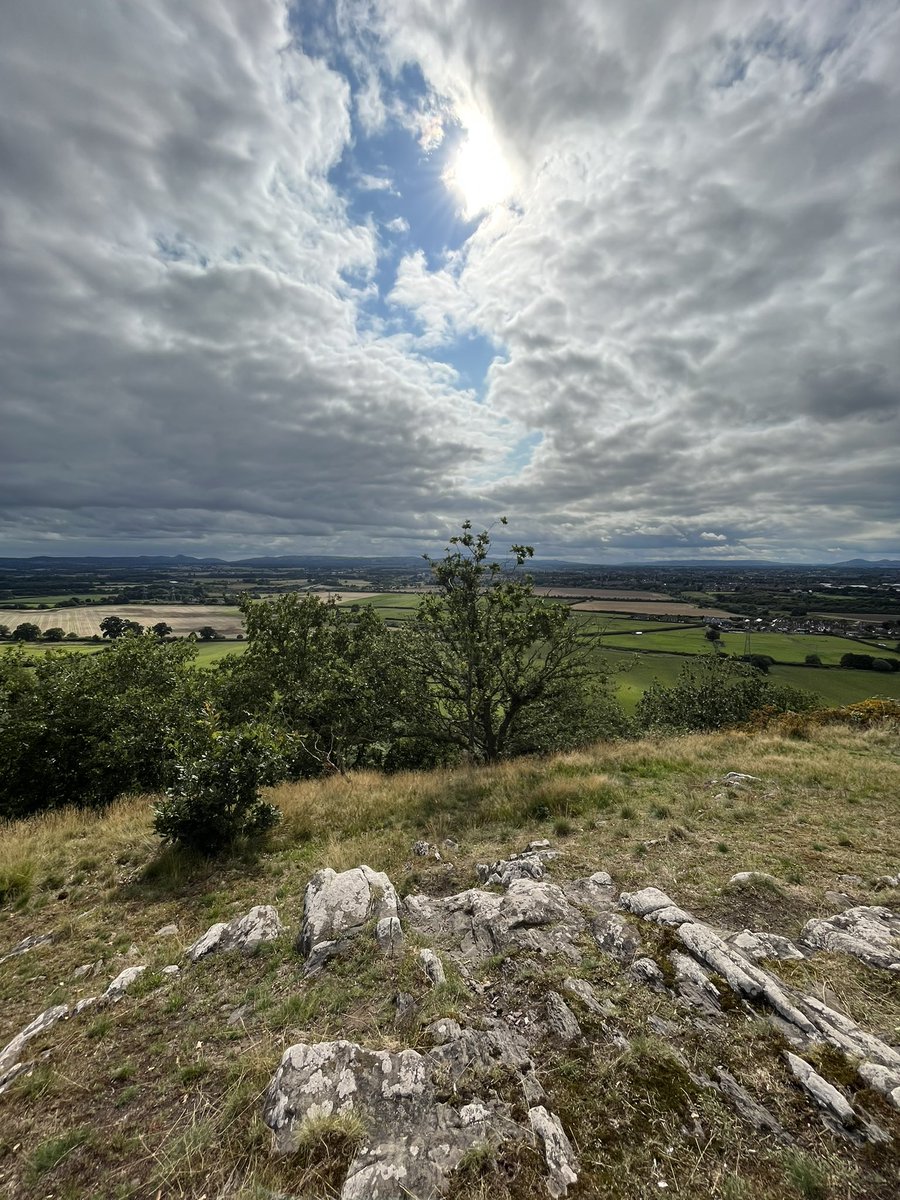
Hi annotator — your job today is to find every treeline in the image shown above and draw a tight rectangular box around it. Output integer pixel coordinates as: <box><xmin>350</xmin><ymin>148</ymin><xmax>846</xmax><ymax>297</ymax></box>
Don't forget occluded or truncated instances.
<box><xmin>0</xmin><ymin>523</ymin><xmax>817</xmax><ymax>851</ymax></box>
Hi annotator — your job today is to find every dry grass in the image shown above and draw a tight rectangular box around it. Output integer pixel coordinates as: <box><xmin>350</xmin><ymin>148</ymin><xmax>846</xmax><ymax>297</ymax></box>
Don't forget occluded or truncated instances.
<box><xmin>1</xmin><ymin>721</ymin><xmax>898</xmax><ymax>1197</ymax></box>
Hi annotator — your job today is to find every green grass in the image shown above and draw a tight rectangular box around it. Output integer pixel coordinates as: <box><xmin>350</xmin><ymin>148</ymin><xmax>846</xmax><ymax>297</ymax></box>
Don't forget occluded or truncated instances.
<box><xmin>598</xmin><ymin>624</ymin><xmax>864</xmax><ymax>664</ymax></box>
<box><xmin>1</xmin><ymin>721</ymin><xmax>898</xmax><ymax>1198</ymax></box>
<box><xmin>600</xmin><ymin>647</ymin><xmax>900</xmax><ymax>712</ymax></box>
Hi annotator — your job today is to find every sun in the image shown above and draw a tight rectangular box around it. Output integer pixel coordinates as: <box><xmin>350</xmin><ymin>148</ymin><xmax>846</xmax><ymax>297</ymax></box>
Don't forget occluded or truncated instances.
<box><xmin>444</xmin><ymin>119</ymin><xmax>514</xmax><ymax>219</ymax></box>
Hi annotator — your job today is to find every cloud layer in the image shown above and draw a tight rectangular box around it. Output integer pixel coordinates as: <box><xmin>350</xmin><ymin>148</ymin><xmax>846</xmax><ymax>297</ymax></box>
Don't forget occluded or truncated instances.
<box><xmin>1</xmin><ymin>1</ymin><xmax>898</xmax><ymax>558</ymax></box>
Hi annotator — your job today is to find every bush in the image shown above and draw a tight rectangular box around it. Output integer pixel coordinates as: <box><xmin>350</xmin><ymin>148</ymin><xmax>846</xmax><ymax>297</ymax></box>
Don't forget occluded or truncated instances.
<box><xmin>0</xmin><ymin>637</ymin><xmax>204</xmax><ymax>818</ymax></box>
<box><xmin>804</xmin><ymin>654</ymin><xmax>822</xmax><ymax>667</ymax></box>
<box><xmin>636</xmin><ymin>656</ymin><xmax>816</xmax><ymax>734</ymax></box>
<box><xmin>504</xmin><ymin>678</ymin><xmax>631</xmax><ymax>757</ymax></box>
<box><xmin>152</xmin><ymin>714</ymin><xmax>284</xmax><ymax>854</ymax></box>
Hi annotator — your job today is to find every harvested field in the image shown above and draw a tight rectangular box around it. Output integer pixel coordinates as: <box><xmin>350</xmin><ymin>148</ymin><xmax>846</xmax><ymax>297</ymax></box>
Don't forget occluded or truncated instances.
<box><xmin>533</xmin><ymin>586</ymin><xmax>670</xmax><ymax>600</ymax></box>
<box><xmin>572</xmin><ymin>599</ymin><xmax>736</xmax><ymax>617</ymax></box>
<box><xmin>0</xmin><ymin>604</ymin><xmax>243</xmax><ymax>638</ymax></box>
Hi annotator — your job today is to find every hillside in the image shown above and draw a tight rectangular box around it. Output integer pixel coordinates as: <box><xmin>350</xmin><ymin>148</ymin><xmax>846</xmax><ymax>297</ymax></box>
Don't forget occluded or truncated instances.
<box><xmin>1</xmin><ymin>722</ymin><xmax>899</xmax><ymax>1198</ymax></box>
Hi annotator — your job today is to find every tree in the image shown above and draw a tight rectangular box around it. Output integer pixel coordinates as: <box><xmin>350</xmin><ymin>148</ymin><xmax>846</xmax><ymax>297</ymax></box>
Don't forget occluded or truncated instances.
<box><xmin>100</xmin><ymin>615</ymin><xmax>143</xmax><ymax>639</ymax></box>
<box><xmin>222</xmin><ymin>592</ymin><xmax>425</xmax><ymax>773</ymax></box>
<box><xmin>151</xmin><ymin>621</ymin><xmax>173</xmax><ymax>639</ymax></box>
<box><xmin>410</xmin><ymin>519</ymin><xmax>591</xmax><ymax>762</ymax></box>
<box><xmin>0</xmin><ymin>637</ymin><xmax>204</xmax><ymax>818</ymax></box>
<box><xmin>11</xmin><ymin>622</ymin><xmax>41</xmax><ymax>641</ymax></box>
<box><xmin>704</xmin><ymin>627</ymin><xmax>722</xmax><ymax>645</ymax></box>
<box><xmin>804</xmin><ymin>654</ymin><xmax>823</xmax><ymax>667</ymax></box>
<box><xmin>196</xmin><ymin>625</ymin><xmax>219</xmax><ymax>641</ymax></box>
<box><xmin>0</xmin><ymin>624</ymin><xmax>11</xmax><ymax>639</ymax></box>
<box><xmin>42</xmin><ymin>627</ymin><xmax>66</xmax><ymax>642</ymax></box>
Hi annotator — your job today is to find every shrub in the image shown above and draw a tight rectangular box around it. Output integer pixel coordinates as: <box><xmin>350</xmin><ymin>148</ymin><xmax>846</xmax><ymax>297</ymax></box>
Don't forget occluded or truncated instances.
<box><xmin>152</xmin><ymin>713</ymin><xmax>284</xmax><ymax>854</ymax></box>
<box><xmin>636</xmin><ymin>656</ymin><xmax>816</xmax><ymax>734</ymax></box>
<box><xmin>0</xmin><ymin>638</ymin><xmax>204</xmax><ymax>818</ymax></box>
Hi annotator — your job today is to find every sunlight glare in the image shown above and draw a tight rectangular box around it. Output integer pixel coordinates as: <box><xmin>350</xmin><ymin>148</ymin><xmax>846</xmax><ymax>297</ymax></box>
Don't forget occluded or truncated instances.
<box><xmin>445</xmin><ymin>119</ymin><xmax>514</xmax><ymax>218</ymax></box>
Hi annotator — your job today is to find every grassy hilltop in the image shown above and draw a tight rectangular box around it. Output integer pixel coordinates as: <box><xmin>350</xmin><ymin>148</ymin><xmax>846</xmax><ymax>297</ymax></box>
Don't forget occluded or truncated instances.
<box><xmin>1</xmin><ymin>718</ymin><xmax>899</xmax><ymax>1199</ymax></box>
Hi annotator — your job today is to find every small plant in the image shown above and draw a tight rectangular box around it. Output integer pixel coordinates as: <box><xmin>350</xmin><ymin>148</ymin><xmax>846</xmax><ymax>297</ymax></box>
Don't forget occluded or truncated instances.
<box><xmin>784</xmin><ymin>1148</ymin><xmax>831</xmax><ymax>1198</ymax></box>
<box><xmin>28</xmin><ymin>1128</ymin><xmax>92</xmax><ymax>1179</ymax></box>
<box><xmin>153</xmin><ymin>709</ymin><xmax>284</xmax><ymax>854</ymax></box>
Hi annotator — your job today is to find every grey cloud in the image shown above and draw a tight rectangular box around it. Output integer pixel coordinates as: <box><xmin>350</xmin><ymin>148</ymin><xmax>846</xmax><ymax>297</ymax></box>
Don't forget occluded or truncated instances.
<box><xmin>0</xmin><ymin>0</ymin><xmax>511</xmax><ymax>552</ymax></box>
<box><xmin>379</xmin><ymin>0</ymin><xmax>900</xmax><ymax>557</ymax></box>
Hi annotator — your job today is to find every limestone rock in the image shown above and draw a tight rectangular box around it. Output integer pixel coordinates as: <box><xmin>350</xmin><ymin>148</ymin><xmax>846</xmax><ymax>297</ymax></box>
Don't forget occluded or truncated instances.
<box><xmin>800</xmin><ymin>906</ymin><xmax>900</xmax><ymax>971</ymax></box>
<box><xmin>162</xmin><ymin>964</ymin><xmax>181</xmax><ymax>977</ymax></box>
<box><xmin>102</xmin><ymin>965</ymin><xmax>146</xmax><ymax>1002</ymax></box>
<box><xmin>562</xmin><ymin>976</ymin><xmax>608</xmax><ymax>1016</ymax></box>
<box><xmin>263</xmin><ymin>1023</ymin><xmax>567</xmax><ymax>1199</ymax></box>
<box><xmin>785</xmin><ymin>1053</ymin><xmax>857</xmax><ymax>1126</ymax></box>
<box><xmin>0</xmin><ymin>1004</ymin><xmax>69</xmax><ymax>1075</ymax></box>
<box><xmin>546</xmin><ymin>991</ymin><xmax>582</xmax><ymax>1045</ymax></box>
<box><xmin>629</xmin><ymin>957</ymin><xmax>667</xmax><ymax>990</ymax></box>
<box><xmin>188</xmin><ymin>904</ymin><xmax>283</xmax><ymax>963</ymax></box>
<box><xmin>155</xmin><ymin>923</ymin><xmax>179</xmax><ymax>938</ymax></box>
<box><xmin>561</xmin><ymin>871</ymin><xmax>617</xmax><ymax>914</ymax></box>
<box><xmin>669</xmin><ymin>951</ymin><xmax>722</xmax><ymax>1016</ymax></box>
<box><xmin>677</xmin><ymin>922</ymin><xmax>816</xmax><ymax>1035</ymax></box>
<box><xmin>712</xmin><ymin>1068</ymin><xmax>786</xmax><ymax>1137</ymax></box>
<box><xmin>728</xmin><ymin>871</ymin><xmax>780</xmax><ymax>887</ymax></box>
<box><xmin>717</xmin><ymin>773</ymin><xmax>762</xmax><ymax>789</ymax></box>
<box><xmin>529</xmin><ymin>1105</ymin><xmax>579</xmax><ymax>1198</ymax></box>
<box><xmin>593</xmin><ymin>912</ymin><xmax>643</xmax><ymax>963</ymax></box>
<box><xmin>729</xmin><ymin>930</ymin><xmax>805</xmax><ymax>962</ymax></box>
<box><xmin>0</xmin><ymin>931</ymin><xmax>54</xmax><ymax>966</ymax></box>
<box><xmin>477</xmin><ymin>852</ymin><xmax>545</xmax><ymax>887</ymax></box>
<box><xmin>620</xmin><ymin>886</ymin><xmax>677</xmax><ymax>917</ymax></box>
<box><xmin>297</xmin><ymin>867</ymin><xmax>401</xmax><ymax>964</ymax></box>
<box><xmin>799</xmin><ymin>995</ymin><xmax>900</xmax><ymax>1071</ymax></box>
<box><xmin>0</xmin><ymin>1061</ymin><xmax>35</xmax><ymax>1097</ymax></box>
<box><xmin>417</xmin><ymin>947</ymin><xmax>446</xmax><ymax>987</ymax></box>
<box><xmin>857</xmin><ymin>1062</ymin><xmax>900</xmax><ymax>1110</ymax></box>
<box><xmin>405</xmin><ymin>879</ymin><xmax>586</xmax><ymax>966</ymax></box>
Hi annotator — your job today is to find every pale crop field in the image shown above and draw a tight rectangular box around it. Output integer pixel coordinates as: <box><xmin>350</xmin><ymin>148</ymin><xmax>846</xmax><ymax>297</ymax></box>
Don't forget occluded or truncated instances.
<box><xmin>571</xmin><ymin>599</ymin><xmax>737</xmax><ymax>617</ymax></box>
<box><xmin>0</xmin><ymin>604</ymin><xmax>244</xmax><ymax>638</ymax></box>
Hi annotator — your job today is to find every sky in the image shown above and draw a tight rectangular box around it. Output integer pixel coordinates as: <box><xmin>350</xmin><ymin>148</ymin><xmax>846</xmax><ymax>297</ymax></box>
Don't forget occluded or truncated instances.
<box><xmin>1</xmin><ymin>0</ymin><xmax>898</xmax><ymax>563</ymax></box>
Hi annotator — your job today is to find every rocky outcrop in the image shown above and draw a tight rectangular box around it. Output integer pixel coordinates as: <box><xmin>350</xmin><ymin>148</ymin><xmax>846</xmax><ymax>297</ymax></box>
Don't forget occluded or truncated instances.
<box><xmin>297</xmin><ymin>866</ymin><xmax>402</xmax><ymax>970</ymax></box>
<box><xmin>405</xmin><ymin>878</ymin><xmax>587</xmax><ymax>966</ymax></box>
<box><xmin>0</xmin><ymin>931</ymin><xmax>54</xmax><ymax>966</ymax></box>
<box><xmin>0</xmin><ymin>1004</ymin><xmax>69</xmax><ymax>1077</ymax></box>
<box><xmin>477</xmin><ymin>840</ymin><xmax>559</xmax><ymax>888</ymax></box>
<box><xmin>263</xmin><ymin>1018</ymin><xmax>573</xmax><ymax>1199</ymax></box>
<box><xmin>102</xmin><ymin>965</ymin><xmax>146</xmax><ymax>1002</ymax></box>
<box><xmin>799</xmin><ymin>906</ymin><xmax>900</xmax><ymax>971</ymax></box>
<box><xmin>187</xmin><ymin>904</ymin><xmax>283</xmax><ymax>962</ymax></box>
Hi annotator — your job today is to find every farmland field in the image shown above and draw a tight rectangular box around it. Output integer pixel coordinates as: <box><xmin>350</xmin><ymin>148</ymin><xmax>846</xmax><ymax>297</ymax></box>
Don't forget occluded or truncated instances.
<box><xmin>597</xmin><ymin>625</ymin><xmax>868</xmax><ymax>665</ymax></box>
<box><xmin>600</xmin><ymin>648</ymin><xmax>900</xmax><ymax>712</ymax></box>
<box><xmin>0</xmin><ymin>604</ymin><xmax>243</xmax><ymax>638</ymax></box>
<box><xmin>532</xmin><ymin>586</ymin><xmax>671</xmax><ymax>600</ymax></box>
<box><xmin>571</xmin><ymin>599</ymin><xmax>736</xmax><ymax>617</ymax></box>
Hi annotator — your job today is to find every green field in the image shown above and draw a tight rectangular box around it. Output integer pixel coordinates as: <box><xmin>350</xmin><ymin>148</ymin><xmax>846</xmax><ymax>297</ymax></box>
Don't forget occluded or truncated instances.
<box><xmin>0</xmin><ymin>594</ymin><xmax>108</xmax><ymax>608</ymax></box>
<box><xmin>600</xmin><ymin>647</ymin><xmax>900</xmax><ymax>712</ymax></box>
<box><xmin>350</xmin><ymin>593</ymin><xmax>423</xmax><ymax>610</ymax></box>
<box><xmin>597</xmin><ymin>623</ymin><xmax>866</xmax><ymax>665</ymax></box>
<box><xmin>2</xmin><ymin>640</ymin><xmax>247</xmax><ymax>666</ymax></box>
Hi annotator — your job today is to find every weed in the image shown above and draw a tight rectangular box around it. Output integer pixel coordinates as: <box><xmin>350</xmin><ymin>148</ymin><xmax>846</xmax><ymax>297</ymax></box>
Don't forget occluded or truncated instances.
<box><xmin>28</xmin><ymin>1128</ymin><xmax>92</xmax><ymax>1179</ymax></box>
<box><xmin>783</xmin><ymin>1149</ymin><xmax>831</xmax><ymax>1198</ymax></box>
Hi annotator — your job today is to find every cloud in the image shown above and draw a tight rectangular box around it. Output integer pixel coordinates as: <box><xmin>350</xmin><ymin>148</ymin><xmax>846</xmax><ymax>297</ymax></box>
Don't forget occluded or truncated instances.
<box><xmin>2</xmin><ymin>1</ymin><xmax>899</xmax><ymax>559</ymax></box>
<box><xmin>0</xmin><ymin>0</ymin><xmax>507</xmax><ymax>554</ymax></box>
<box><xmin>375</xmin><ymin>0</ymin><xmax>900</xmax><ymax>557</ymax></box>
